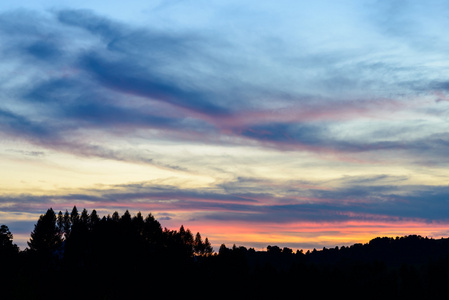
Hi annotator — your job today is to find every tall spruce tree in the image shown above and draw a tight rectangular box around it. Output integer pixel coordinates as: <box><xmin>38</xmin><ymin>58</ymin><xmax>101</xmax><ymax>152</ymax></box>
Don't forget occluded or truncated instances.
<box><xmin>194</xmin><ymin>232</ymin><xmax>205</xmax><ymax>255</ymax></box>
<box><xmin>80</xmin><ymin>208</ymin><xmax>89</xmax><ymax>224</ymax></box>
<box><xmin>28</xmin><ymin>208</ymin><xmax>62</xmax><ymax>255</ymax></box>
<box><xmin>70</xmin><ymin>206</ymin><xmax>79</xmax><ymax>225</ymax></box>
<box><xmin>143</xmin><ymin>213</ymin><xmax>162</xmax><ymax>244</ymax></box>
<box><xmin>89</xmin><ymin>209</ymin><xmax>99</xmax><ymax>230</ymax></box>
<box><xmin>57</xmin><ymin>211</ymin><xmax>64</xmax><ymax>237</ymax></box>
<box><xmin>62</xmin><ymin>210</ymin><xmax>71</xmax><ymax>239</ymax></box>
<box><xmin>204</xmin><ymin>237</ymin><xmax>213</xmax><ymax>256</ymax></box>
<box><xmin>0</xmin><ymin>225</ymin><xmax>19</xmax><ymax>255</ymax></box>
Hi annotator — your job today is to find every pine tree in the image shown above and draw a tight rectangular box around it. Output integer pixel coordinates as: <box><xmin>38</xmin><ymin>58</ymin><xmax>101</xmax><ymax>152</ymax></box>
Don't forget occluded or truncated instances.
<box><xmin>80</xmin><ymin>208</ymin><xmax>89</xmax><ymax>224</ymax></box>
<box><xmin>204</xmin><ymin>237</ymin><xmax>213</xmax><ymax>256</ymax></box>
<box><xmin>28</xmin><ymin>208</ymin><xmax>62</xmax><ymax>255</ymax></box>
<box><xmin>143</xmin><ymin>213</ymin><xmax>162</xmax><ymax>243</ymax></box>
<box><xmin>194</xmin><ymin>232</ymin><xmax>205</xmax><ymax>255</ymax></box>
<box><xmin>62</xmin><ymin>210</ymin><xmax>71</xmax><ymax>239</ymax></box>
<box><xmin>219</xmin><ymin>244</ymin><xmax>229</xmax><ymax>256</ymax></box>
<box><xmin>178</xmin><ymin>226</ymin><xmax>194</xmax><ymax>257</ymax></box>
<box><xmin>112</xmin><ymin>211</ymin><xmax>120</xmax><ymax>222</ymax></box>
<box><xmin>89</xmin><ymin>209</ymin><xmax>99</xmax><ymax>230</ymax></box>
<box><xmin>179</xmin><ymin>226</ymin><xmax>194</xmax><ymax>245</ymax></box>
<box><xmin>70</xmin><ymin>206</ymin><xmax>79</xmax><ymax>225</ymax></box>
<box><xmin>0</xmin><ymin>225</ymin><xmax>19</xmax><ymax>255</ymax></box>
<box><xmin>57</xmin><ymin>211</ymin><xmax>64</xmax><ymax>237</ymax></box>
<box><xmin>122</xmin><ymin>210</ymin><xmax>131</xmax><ymax>223</ymax></box>
<box><xmin>132</xmin><ymin>211</ymin><xmax>144</xmax><ymax>235</ymax></box>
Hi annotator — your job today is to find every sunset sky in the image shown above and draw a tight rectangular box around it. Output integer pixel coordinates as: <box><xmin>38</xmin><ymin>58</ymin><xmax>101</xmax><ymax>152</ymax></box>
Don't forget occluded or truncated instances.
<box><xmin>2</xmin><ymin>0</ymin><xmax>449</xmax><ymax>251</ymax></box>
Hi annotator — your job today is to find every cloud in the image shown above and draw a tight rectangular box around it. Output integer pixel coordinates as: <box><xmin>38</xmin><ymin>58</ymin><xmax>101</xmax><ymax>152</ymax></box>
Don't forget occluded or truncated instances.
<box><xmin>79</xmin><ymin>53</ymin><xmax>230</xmax><ymax>116</ymax></box>
<box><xmin>6</xmin><ymin>149</ymin><xmax>45</xmax><ymax>157</ymax></box>
<box><xmin>56</xmin><ymin>9</ymin><xmax>124</xmax><ymax>40</ymax></box>
<box><xmin>0</xmin><ymin>7</ymin><xmax>449</xmax><ymax>173</ymax></box>
<box><xmin>56</xmin><ymin>9</ymin><xmax>232</xmax><ymax>116</ymax></box>
<box><xmin>2</xmin><ymin>176</ymin><xmax>449</xmax><ymax>225</ymax></box>
<box><xmin>0</xmin><ymin>108</ymin><xmax>58</xmax><ymax>141</ymax></box>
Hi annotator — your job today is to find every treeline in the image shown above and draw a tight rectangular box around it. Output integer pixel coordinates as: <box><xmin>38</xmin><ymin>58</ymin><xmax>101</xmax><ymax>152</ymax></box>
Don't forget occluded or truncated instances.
<box><xmin>1</xmin><ymin>207</ymin><xmax>213</xmax><ymax>299</ymax></box>
<box><xmin>215</xmin><ymin>235</ymin><xmax>449</xmax><ymax>298</ymax></box>
<box><xmin>3</xmin><ymin>208</ymin><xmax>449</xmax><ymax>298</ymax></box>
<box><xmin>27</xmin><ymin>206</ymin><xmax>213</xmax><ymax>259</ymax></box>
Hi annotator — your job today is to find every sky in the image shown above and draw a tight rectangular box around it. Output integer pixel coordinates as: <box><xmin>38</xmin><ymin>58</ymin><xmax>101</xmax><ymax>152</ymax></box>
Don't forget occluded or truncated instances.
<box><xmin>1</xmin><ymin>0</ymin><xmax>449</xmax><ymax>251</ymax></box>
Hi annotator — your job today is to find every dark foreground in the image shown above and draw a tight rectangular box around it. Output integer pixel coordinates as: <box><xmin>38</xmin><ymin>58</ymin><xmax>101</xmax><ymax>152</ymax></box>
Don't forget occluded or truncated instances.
<box><xmin>2</xmin><ymin>208</ymin><xmax>449</xmax><ymax>299</ymax></box>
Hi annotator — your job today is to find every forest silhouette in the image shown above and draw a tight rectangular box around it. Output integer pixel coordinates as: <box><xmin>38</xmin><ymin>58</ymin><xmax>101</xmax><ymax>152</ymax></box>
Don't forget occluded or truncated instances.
<box><xmin>2</xmin><ymin>207</ymin><xmax>449</xmax><ymax>299</ymax></box>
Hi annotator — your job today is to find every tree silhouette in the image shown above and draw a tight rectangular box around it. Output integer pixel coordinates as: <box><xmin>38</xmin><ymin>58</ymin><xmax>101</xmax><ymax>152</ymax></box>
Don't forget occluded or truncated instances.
<box><xmin>80</xmin><ymin>208</ymin><xmax>89</xmax><ymax>224</ymax></box>
<box><xmin>0</xmin><ymin>224</ymin><xmax>18</xmax><ymax>255</ymax></box>
<box><xmin>204</xmin><ymin>237</ymin><xmax>213</xmax><ymax>256</ymax></box>
<box><xmin>194</xmin><ymin>232</ymin><xmax>205</xmax><ymax>255</ymax></box>
<box><xmin>89</xmin><ymin>209</ymin><xmax>99</xmax><ymax>230</ymax></box>
<box><xmin>62</xmin><ymin>209</ymin><xmax>71</xmax><ymax>239</ymax></box>
<box><xmin>57</xmin><ymin>210</ymin><xmax>64</xmax><ymax>237</ymax></box>
<box><xmin>112</xmin><ymin>211</ymin><xmax>120</xmax><ymax>222</ymax></box>
<box><xmin>193</xmin><ymin>234</ymin><xmax>213</xmax><ymax>256</ymax></box>
<box><xmin>11</xmin><ymin>207</ymin><xmax>449</xmax><ymax>298</ymax></box>
<box><xmin>28</xmin><ymin>208</ymin><xmax>62</xmax><ymax>256</ymax></box>
<box><xmin>0</xmin><ymin>225</ymin><xmax>19</xmax><ymax>300</ymax></box>
<box><xmin>143</xmin><ymin>213</ymin><xmax>162</xmax><ymax>244</ymax></box>
<box><xmin>178</xmin><ymin>225</ymin><xmax>194</xmax><ymax>257</ymax></box>
<box><xmin>70</xmin><ymin>206</ymin><xmax>79</xmax><ymax>225</ymax></box>
<box><xmin>219</xmin><ymin>243</ymin><xmax>230</xmax><ymax>256</ymax></box>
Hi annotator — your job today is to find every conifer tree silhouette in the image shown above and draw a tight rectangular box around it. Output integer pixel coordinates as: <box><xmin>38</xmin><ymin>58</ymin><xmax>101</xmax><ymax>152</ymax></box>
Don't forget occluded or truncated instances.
<box><xmin>0</xmin><ymin>224</ymin><xmax>19</xmax><ymax>255</ymax></box>
<box><xmin>194</xmin><ymin>232</ymin><xmax>205</xmax><ymax>255</ymax></box>
<box><xmin>28</xmin><ymin>208</ymin><xmax>62</xmax><ymax>256</ymax></box>
<box><xmin>204</xmin><ymin>237</ymin><xmax>213</xmax><ymax>256</ymax></box>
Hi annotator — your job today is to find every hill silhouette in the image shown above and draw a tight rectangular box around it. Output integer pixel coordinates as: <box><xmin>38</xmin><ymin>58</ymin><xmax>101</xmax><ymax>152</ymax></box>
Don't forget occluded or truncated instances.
<box><xmin>2</xmin><ymin>207</ymin><xmax>449</xmax><ymax>299</ymax></box>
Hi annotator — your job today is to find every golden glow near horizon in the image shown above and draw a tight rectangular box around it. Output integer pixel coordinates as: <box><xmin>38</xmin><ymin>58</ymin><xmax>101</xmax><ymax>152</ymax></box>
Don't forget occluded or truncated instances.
<box><xmin>2</xmin><ymin>135</ymin><xmax>449</xmax><ymax>251</ymax></box>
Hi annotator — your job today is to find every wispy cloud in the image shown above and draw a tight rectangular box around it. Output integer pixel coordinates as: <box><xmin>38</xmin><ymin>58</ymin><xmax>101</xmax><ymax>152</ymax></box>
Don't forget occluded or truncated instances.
<box><xmin>1</xmin><ymin>8</ymin><xmax>448</xmax><ymax>164</ymax></box>
<box><xmin>2</xmin><ymin>177</ymin><xmax>449</xmax><ymax>225</ymax></box>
